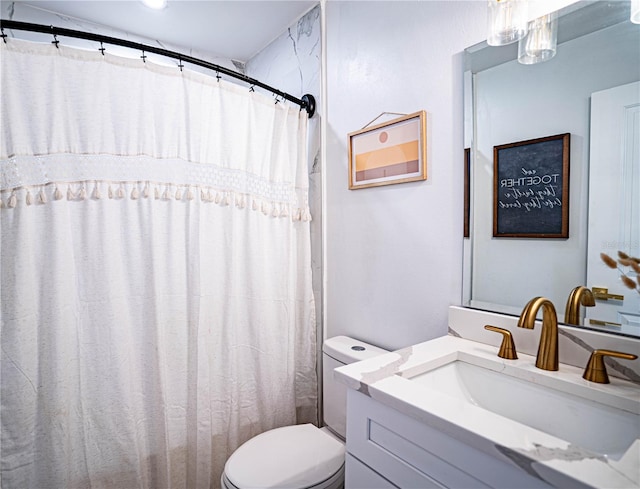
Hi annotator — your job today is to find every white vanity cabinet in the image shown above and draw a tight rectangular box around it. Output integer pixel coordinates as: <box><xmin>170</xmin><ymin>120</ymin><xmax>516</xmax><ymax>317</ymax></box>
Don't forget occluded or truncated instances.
<box><xmin>345</xmin><ymin>453</ymin><xmax>396</xmax><ymax>489</ymax></box>
<box><xmin>337</xmin><ymin>336</ymin><xmax>639</xmax><ymax>489</ymax></box>
<box><xmin>344</xmin><ymin>389</ymin><xmax>552</xmax><ymax>489</ymax></box>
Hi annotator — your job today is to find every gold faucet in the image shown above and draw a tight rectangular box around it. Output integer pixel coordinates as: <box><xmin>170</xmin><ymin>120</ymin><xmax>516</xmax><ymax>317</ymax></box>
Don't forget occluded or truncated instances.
<box><xmin>564</xmin><ymin>286</ymin><xmax>595</xmax><ymax>325</ymax></box>
<box><xmin>517</xmin><ymin>297</ymin><xmax>559</xmax><ymax>371</ymax></box>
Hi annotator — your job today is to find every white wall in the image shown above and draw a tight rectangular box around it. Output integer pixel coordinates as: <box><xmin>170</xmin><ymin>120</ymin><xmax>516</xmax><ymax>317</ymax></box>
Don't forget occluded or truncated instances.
<box><xmin>325</xmin><ymin>1</ymin><xmax>486</xmax><ymax>351</ymax></box>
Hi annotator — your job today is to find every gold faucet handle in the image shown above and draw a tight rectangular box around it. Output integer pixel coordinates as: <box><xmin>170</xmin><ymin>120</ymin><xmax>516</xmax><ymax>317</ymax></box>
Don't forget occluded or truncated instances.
<box><xmin>592</xmin><ymin>287</ymin><xmax>624</xmax><ymax>301</ymax></box>
<box><xmin>582</xmin><ymin>349</ymin><xmax>638</xmax><ymax>384</ymax></box>
<box><xmin>484</xmin><ymin>325</ymin><xmax>518</xmax><ymax>360</ymax></box>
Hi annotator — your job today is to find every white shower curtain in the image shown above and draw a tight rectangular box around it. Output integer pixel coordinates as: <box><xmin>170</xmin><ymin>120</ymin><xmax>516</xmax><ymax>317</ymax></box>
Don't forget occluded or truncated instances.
<box><xmin>0</xmin><ymin>39</ymin><xmax>317</xmax><ymax>488</ymax></box>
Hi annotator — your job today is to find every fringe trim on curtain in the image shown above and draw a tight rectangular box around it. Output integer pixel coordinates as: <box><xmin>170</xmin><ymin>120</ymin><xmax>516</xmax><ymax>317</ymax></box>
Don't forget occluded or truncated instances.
<box><xmin>0</xmin><ymin>180</ymin><xmax>312</xmax><ymax>221</ymax></box>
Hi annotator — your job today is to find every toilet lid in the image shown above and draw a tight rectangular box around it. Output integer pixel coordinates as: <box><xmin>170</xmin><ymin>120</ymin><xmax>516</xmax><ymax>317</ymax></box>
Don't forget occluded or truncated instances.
<box><xmin>224</xmin><ymin>424</ymin><xmax>345</xmax><ymax>489</ymax></box>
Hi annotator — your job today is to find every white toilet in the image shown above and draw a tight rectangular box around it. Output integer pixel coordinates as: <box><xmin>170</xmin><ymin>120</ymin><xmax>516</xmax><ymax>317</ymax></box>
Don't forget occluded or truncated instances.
<box><xmin>221</xmin><ymin>336</ymin><xmax>388</xmax><ymax>489</ymax></box>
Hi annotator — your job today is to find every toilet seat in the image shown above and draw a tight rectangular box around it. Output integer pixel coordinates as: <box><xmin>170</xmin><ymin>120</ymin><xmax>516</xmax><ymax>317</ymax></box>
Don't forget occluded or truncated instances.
<box><xmin>221</xmin><ymin>466</ymin><xmax>344</xmax><ymax>489</ymax></box>
<box><xmin>222</xmin><ymin>424</ymin><xmax>345</xmax><ymax>489</ymax></box>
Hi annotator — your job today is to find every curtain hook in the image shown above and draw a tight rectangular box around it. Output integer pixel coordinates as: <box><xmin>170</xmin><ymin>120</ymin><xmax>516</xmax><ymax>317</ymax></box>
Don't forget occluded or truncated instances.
<box><xmin>249</xmin><ymin>85</ymin><xmax>255</xmax><ymax>92</ymax></box>
<box><xmin>99</xmin><ymin>41</ymin><xmax>105</xmax><ymax>55</ymax></box>
<box><xmin>51</xmin><ymin>33</ymin><xmax>59</xmax><ymax>49</ymax></box>
<box><xmin>178</xmin><ymin>56</ymin><xmax>184</xmax><ymax>72</ymax></box>
<box><xmin>141</xmin><ymin>50</ymin><xmax>147</xmax><ymax>63</ymax></box>
<box><xmin>1</xmin><ymin>27</ymin><xmax>7</xmax><ymax>44</ymax></box>
<box><xmin>216</xmin><ymin>71</ymin><xmax>221</xmax><ymax>82</ymax></box>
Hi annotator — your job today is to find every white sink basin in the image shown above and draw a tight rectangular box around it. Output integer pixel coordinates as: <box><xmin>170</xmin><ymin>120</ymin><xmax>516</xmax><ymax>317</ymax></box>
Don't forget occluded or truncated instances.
<box><xmin>409</xmin><ymin>360</ymin><xmax>639</xmax><ymax>460</ymax></box>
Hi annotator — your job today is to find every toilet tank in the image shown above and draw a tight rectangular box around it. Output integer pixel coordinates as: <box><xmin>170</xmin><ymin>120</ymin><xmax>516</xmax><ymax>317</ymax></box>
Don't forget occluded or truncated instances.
<box><xmin>322</xmin><ymin>336</ymin><xmax>388</xmax><ymax>439</ymax></box>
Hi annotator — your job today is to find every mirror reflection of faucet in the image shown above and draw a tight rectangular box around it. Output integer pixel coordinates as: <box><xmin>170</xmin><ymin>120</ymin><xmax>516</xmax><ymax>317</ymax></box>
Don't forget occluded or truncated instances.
<box><xmin>564</xmin><ymin>285</ymin><xmax>595</xmax><ymax>325</ymax></box>
<box><xmin>517</xmin><ymin>297</ymin><xmax>559</xmax><ymax>371</ymax></box>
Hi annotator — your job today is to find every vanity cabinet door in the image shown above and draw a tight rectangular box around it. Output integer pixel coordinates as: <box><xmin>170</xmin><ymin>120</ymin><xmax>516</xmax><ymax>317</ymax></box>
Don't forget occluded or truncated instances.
<box><xmin>345</xmin><ymin>453</ymin><xmax>398</xmax><ymax>489</ymax></box>
<box><xmin>346</xmin><ymin>390</ymin><xmax>483</xmax><ymax>488</ymax></box>
<box><xmin>346</xmin><ymin>390</ymin><xmax>551</xmax><ymax>489</ymax></box>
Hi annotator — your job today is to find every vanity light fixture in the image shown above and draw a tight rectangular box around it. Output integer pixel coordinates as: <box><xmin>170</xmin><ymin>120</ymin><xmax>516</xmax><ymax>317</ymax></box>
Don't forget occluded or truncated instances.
<box><xmin>631</xmin><ymin>0</ymin><xmax>640</xmax><ymax>24</ymax></box>
<box><xmin>487</xmin><ymin>0</ymin><xmax>529</xmax><ymax>46</ymax></box>
<box><xmin>517</xmin><ymin>12</ymin><xmax>558</xmax><ymax>64</ymax></box>
<box><xmin>141</xmin><ymin>0</ymin><xmax>167</xmax><ymax>10</ymax></box>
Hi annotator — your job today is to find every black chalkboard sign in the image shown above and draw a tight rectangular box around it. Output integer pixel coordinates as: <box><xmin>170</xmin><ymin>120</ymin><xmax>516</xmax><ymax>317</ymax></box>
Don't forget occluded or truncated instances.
<box><xmin>493</xmin><ymin>133</ymin><xmax>570</xmax><ymax>238</ymax></box>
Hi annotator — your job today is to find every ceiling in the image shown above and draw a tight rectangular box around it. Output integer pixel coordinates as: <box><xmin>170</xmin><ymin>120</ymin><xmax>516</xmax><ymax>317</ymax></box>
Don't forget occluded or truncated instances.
<box><xmin>3</xmin><ymin>0</ymin><xmax>317</xmax><ymax>62</ymax></box>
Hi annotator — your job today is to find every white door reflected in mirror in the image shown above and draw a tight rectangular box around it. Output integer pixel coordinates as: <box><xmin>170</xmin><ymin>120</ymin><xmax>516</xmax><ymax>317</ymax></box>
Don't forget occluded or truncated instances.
<box><xmin>586</xmin><ymin>81</ymin><xmax>640</xmax><ymax>336</ymax></box>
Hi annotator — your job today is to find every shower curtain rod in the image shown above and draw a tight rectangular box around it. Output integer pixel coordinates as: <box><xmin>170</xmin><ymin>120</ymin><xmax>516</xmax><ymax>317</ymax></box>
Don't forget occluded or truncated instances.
<box><xmin>0</xmin><ymin>19</ymin><xmax>316</xmax><ymax>118</ymax></box>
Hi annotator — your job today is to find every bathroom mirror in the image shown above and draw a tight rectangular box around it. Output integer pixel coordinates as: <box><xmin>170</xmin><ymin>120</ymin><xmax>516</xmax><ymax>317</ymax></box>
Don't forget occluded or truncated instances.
<box><xmin>463</xmin><ymin>1</ymin><xmax>640</xmax><ymax>338</ymax></box>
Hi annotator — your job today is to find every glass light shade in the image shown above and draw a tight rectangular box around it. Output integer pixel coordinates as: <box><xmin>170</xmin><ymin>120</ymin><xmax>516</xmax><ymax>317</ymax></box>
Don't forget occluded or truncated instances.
<box><xmin>142</xmin><ymin>0</ymin><xmax>167</xmax><ymax>9</ymax></box>
<box><xmin>487</xmin><ymin>0</ymin><xmax>529</xmax><ymax>46</ymax></box>
<box><xmin>632</xmin><ymin>0</ymin><xmax>640</xmax><ymax>24</ymax></box>
<box><xmin>518</xmin><ymin>13</ymin><xmax>558</xmax><ymax>65</ymax></box>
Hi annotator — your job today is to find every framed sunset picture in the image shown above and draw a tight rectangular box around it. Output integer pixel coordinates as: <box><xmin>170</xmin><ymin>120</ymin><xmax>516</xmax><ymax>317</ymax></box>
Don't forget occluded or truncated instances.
<box><xmin>348</xmin><ymin>111</ymin><xmax>427</xmax><ymax>189</ymax></box>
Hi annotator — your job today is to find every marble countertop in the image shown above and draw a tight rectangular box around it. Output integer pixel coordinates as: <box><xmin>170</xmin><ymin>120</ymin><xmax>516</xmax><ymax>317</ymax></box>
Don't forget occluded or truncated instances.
<box><xmin>334</xmin><ymin>335</ymin><xmax>640</xmax><ymax>488</ymax></box>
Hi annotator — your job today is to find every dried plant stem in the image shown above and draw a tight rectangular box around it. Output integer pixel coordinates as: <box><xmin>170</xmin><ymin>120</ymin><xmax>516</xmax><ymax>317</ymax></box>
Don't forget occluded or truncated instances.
<box><xmin>600</xmin><ymin>251</ymin><xmax>640</xmax><ymax>295</ymax></box>
<box><xmin>622</xmin><ymin>275</ymin><xmax>638</xmax><ymax>290</ymax></box>
<box><xmin>601</xmin><ymin>253</ymin><xmax>618</xmax><ymax>269</ymax></box>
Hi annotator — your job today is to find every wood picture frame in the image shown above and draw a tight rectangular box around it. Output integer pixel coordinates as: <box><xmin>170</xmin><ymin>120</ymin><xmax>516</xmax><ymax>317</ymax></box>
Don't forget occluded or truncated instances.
<box><xmin>493</xmin><ymin>133</ymin><xmax>570</xmax><ymax>238</ymax></box>
<box><xmin>348</xmin><ymin>111</ymin><xmax>427</xmax><ymax>189</ymax></box>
